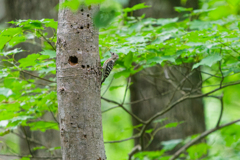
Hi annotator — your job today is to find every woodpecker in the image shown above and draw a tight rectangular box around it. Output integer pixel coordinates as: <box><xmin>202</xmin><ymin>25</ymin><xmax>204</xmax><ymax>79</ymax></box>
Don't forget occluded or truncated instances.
<box><xmin>101</xmin><ymin>51</ymin><xmax>119</xmax><ymax>84</ymax></box>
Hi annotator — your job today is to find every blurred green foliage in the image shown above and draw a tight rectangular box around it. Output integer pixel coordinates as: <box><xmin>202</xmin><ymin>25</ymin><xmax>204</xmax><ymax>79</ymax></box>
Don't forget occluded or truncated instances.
<box><xmin>0</xmin><ymin>0</ymin><xmax>240</xmax><ymax>160</ymax></box>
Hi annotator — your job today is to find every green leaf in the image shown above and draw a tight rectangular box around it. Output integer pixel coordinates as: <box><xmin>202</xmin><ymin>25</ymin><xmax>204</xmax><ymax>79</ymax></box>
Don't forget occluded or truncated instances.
<box><xmin>153</xmin><ymin>118</ymin><xmax>167</xmax><ymax>123</ymax></box>
<box><xmin>134</xmin><ymin>150</ymin><xmax>165</xmax><ymax>159</ymax></box>
<box><xmin>59</xmin><ymin>0</ymin><xmax>80</xmax><ymax>11</ymax></box>
<box><xmin>1</xmin><ymin>28</ymin><xmax>22</xmax><ymax>36</ymax></box>
<box><xmin>28</xmin><ymin>121</ymin><xmax>59</xmax><ymax>132</ymax></box>
<box><xmin>124</xmin><ymin>52</ymin><xmax>133</xmax><ymax>68</ymax></box>
<box><xmin>161</xmin><ymin>139</ymin><xmax>182</xmax><ymax>151</ymax></box>
<box><xmin>18</xmin><ymin>54</ymin><xmax>40</xmax><ymax>68</ymax></box>
<box><xmin>147</xmin><ymin>56</ymin><xmax>175</xmax><ymax>65</ymax></box>
<box><xmin>20</xmin><ymin>157</ymin><xmax>31</xmax><ymax>160</ymax></box>
<box><xmin>8</xmin><ymin>35</ymin><xmax>26</xmax><ymax>47</ymax></box>
<box><xmin>94</xmin><ymin>7</ymin><xmax>120</xmax><ymax>28</ymax></box>
<box><xmin>189</xmin><ymin>20</ymin><xmax>213</xmax><ymax>30</ymax></box>
<box><xmin>1</xmin><ymin>48</ymin><xmax>24</xmax><ymax>56</ymax></box>
<box><xmin>48</xmin><ymin>146</ymin><xmax>61</xmax><ymax>151</ymax></box>
<box><xmin>164</xmin><ymin>121</ymin><xmax>184</xmax><ymax>128</ymax></box>
<box><xmin>40</xmin><ymin>49</ymin><xmax>56</xmax><ymax>58</ymax></box>
<box><xmin>192</xmin><ymin>54</ymin><xmax>222</xmax><ymax>69</ymax></box>
<box><xmin>123</xmin><ymin>3</ymin><xmax>151</xmax><ymax>13</ymax></box>
<box><xmin>156</xmin><ymin>18</ymin><xmax>178</xmax><ymax>26</ymax></box>
<box><xmin>41</xmin><ymin>19</ymin><xmax>58</xmax><ymax>30</ymax></box>
<box><xmin>0</xmin><ymin>129</ymin><xmax>10</xmax><ymax>136</ymax></box>
<box><xmin>145</xmin><ymin>129</ymin><xmax>153</xmax><ymax>133</ymax></box>
<box><xmin>114</xmin><ymin>70</ymin><xmax>131</xmax><ymax>78</ymax></box>
<box><xmin>109</xmin><ymin>85</ymin><xmax>125</xmax><ymax>91</ymax></box>
<box><xmin>0</xmin><ymin>88</ymin><xmax>13</xmax><ymax>97</ymax></box>
<box><xmin>187</xmin><ymin>143</ymin><xmax>210</xmax><ymax>159</ymax></box>
<box><xmin>174</xmin><ymin>7</ymin><xmax>193</xmax><ymax>13</ymax></box>
<box><xmin>33</xmin><ymin>146</ymin><xmax>46</xmax><ymax>151</ymax></box>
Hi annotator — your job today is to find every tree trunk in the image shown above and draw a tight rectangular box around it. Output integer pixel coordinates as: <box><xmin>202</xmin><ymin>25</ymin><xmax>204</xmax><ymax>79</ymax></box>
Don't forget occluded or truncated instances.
<box><xmin>56</xmin><ymin>1</ymin><xmax>106</xmax><ymax>159</ymax></box>
<box><xmin>129</xmin><ymin>0</ymin><xmax>205</xmax><ymax>151</ymax></box>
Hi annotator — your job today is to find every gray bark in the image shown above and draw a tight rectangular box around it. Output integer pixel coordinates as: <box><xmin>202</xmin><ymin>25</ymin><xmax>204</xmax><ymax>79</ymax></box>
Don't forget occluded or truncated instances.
<box><xmin>56</xmin><ymin>1</ymin><xmax>106</xmax><ymax>160</ymax></box>
<box><xmin>128</xmin><ymin>0</ymin><xmax>205</xmax><ymax>152</ymax></box>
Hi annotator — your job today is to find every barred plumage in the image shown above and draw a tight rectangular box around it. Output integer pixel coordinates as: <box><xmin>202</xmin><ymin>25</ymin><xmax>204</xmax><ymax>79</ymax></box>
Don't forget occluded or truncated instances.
<box><xmin>101</xmin><ymin>51</ymin><xmax>119</xmax><ymax>84</ymax></box>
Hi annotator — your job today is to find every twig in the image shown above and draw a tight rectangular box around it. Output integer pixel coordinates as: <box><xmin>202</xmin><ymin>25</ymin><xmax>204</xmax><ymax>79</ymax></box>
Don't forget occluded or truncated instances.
<box><xmin>0</xmin><ymin>154</ymin><xmax>62</xmax><ymax>159</ymax></box>
<box><xmin>101</xmin><ymin>97</ymin><xmax>145</xmax><ymax>124</ymax></box>
<box><xmin>21</xmin><ymin>70</ymin><xmax>55</xmax><ymax>83</ymax></box>
<box><xmin>122</xmin><ymin>77</ymin><xmax>131</xmax><ymax>104</ymax></box>
<box><xmin>12</xmin><ymin>132</ymin><xmax>49</xmax><ymax>149</ymax></box>
<box><xmin>47</xmin><ymin>106</ymin><xmax>59</xmax><ymax>125</ymax></box>
<box><xmin>101</xmin><ymin>75</ymin><xmax>114</xmax><ymax>96</ymax></box>
<box><xmin>104</xmin><ymin>135</ymin><xmax>139</xmax><ymax>144</ymax></box>
<box><xmin>21</xmin><ymin>126</ymin><xmax>33</xmax><ymax>157</ymax></box>
<box><xmin>138</xmin><ymin>80</ymin><xmax>240</xmax><ymax>151</ymax></box>
<box><xmin>102</xmin><ymin>105</ymin><xmax>119</xmax><ymax>113</ymax></box>
<box><xmin>128</xmin><ymin>144</ymin><xmax>141</xmax><ymax>160</ymax></box>
<box><xmin>170</xmin><ymin>118</ymin><xmax>240</xmax><ymax>160</ymax></box>
<box><xmin>37</xmin><ymin>30</ymin><xmax>56</xmax><ymax>51</ymax></box>
<box><xmin>218</xmin><ymin>40</ymin><xmax>240</xmax><ymax>55</ymax></box>
<box><xmin>218</xmin><ymin>61</ymin><xmax>224</xmax><ymax>88</ymax></box>
<box><xmin>216</xmin><ymin>94</ymin><xmax>224</xmax><ymax>127</ymax></box>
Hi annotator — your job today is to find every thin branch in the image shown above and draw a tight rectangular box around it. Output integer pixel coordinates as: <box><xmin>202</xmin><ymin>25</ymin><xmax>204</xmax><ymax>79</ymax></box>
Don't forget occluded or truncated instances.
<box><xmin>0</xmin><ymin>154</ymin><xmax>62</xmax><ymax>159</ymax></box>
<box><xmin>12</xmin><ymin>132</ymin><xmax>49</xmax><ymax>149</ymax></box>
<box><xmin>101</xmin><ymin>97</ymin><xmax>145</xmax><ymax>124</ymax></box>
<box><xmin>122</xmin><ymin>77</ymin><xmax>131</xmax><ymax>104</ymax></box>
<box><xmin>102</xmin><ymin>105</ymin><xmax>119</xmax><ymax>113</ymax></box>
<box><xmin>21</xmin><ymin>70</ymin><xmax>55</xmax><ymax>83</ymax></box>
<box><xmin>101</xmin><ymin>75</ymin><xmax>114</xmax><ymax>96</ymax></box>
<box><xmin>47</xmin><ymin>106</ymin><xmax>59</xmax><ymax>125</ymax></box>
<box><xmin>170</xmin><ymin>118</ymin><xmax>240</xmax><ymax>160</ymax></box>
<box><xmin>128</xmin><ymin>144</ymin><xmax>141</xmax><ymax>160</ymax></box>
<box><xmin>218</xmin><ymin>40</ymin><xmax>240</xmax><ymax>55</ymax></box>
<box><xmin>21</xmin><ymin>126</ymin><xmax>33</xmax><ymax>157</ymax></box>
<box><xmin>138</xmin><ymin>80</ymin><xmax>240</xmax><ymax>151</ymax></box>
<box><xmin>216</xmin><ymin>94</ymin><xmax>224</xmax><ymax>127</ymax></box>
<box><xmin>148</xmin><ymin>80</ymin><xmax>240</xmax><ymax>125</ymax></box>
<box><xmin>37</xmin><ymin>30</ymin><xmax>56</xmax><ymax>51</ymax></box>
<box><xmin>219</xmin><ymin>61</ymin><xmax>224</xmax><ymax>88</ymax></box>
<box><xmin>104</xmin><ymin>135</ymin><xmax>139</xmax><ymax>144</ymax></box>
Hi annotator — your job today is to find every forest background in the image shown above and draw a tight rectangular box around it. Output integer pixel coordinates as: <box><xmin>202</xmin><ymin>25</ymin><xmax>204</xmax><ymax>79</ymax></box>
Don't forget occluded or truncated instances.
<box><xmin>0</xmin><ymin>0</ymin><xmax>240</xmax><ymax>160</ymax></box>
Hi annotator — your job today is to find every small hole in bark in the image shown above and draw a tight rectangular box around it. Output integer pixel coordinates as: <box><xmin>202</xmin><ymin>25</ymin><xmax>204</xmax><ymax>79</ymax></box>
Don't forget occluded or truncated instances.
<box><xmin>68</xmin><ymin>56</ymin><xmax>78</xmax><ymax>66</ymax></box>
<box><xmin>80</xmin><ymin>26</ymin><xmax>83</xmax><ymax>29</ymax></box>
<box><xmin>81</xmin><ymin>65</ymin><xmax>85</xmax><ymax>68</ymax></box>
<box><xmin>87</xmin><ymin>14</ymin><xmax>89</xmax><ymax>17</ymax></box>
<box><xmin>76</xmin><ymin>31</ymin><xmax>79</xmax><ymax>33</ymax></box>
<box><xmin>88</xmin><ymin>5</ymin><xmax>91</xmax><ymax>10</ymax></box>
<box><xmin>87</xmin><ymin>65</ymin><xmax>90</xmax><ymax>68</ymax></box>
<box><xmin>83</xmin><ymin>134</ymin><xmax>87</xmax><ymax>138</ymax></box>
<box><xmin>87</xmin><ymin>24</ymin><xmax>89</xmax><ymax>28</ymax></box>
<box><xmin>70</xmin><ymin>25</ymin><xmax>73</xmax><ymax>28</ymax></box>
<box><xmin>78</xmin><ymin>48</ymin><xmax>80</xmax><ymax>50</ymax></box>
<box><xmin>82</xmin><ymin>13</ymin><xmax>84</xmax><ymax>15</ymax></box>
<box><xmin>81</xmin><ymin>9</ymin><xmax>84</xmax><ymax>12</ymax></box>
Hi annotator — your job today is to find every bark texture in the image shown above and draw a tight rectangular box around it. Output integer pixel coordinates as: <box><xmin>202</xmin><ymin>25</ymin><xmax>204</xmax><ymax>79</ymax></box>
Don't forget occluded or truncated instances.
<box><xmin>56</xmin><ymin>1</ymin><xmax>106</xmax><ymax>160</ymax></box>
<box><xmin>129</xmin><ymin>0</ymin><xmax>205</xmax><ymax>151</ymax></box>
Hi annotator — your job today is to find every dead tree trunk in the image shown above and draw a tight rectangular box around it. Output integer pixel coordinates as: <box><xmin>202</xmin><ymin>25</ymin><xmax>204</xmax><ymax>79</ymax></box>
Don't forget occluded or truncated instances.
<box><xmin>56</xmin><ymin>1</ymin><xmax>106</xmax><ymax>159</ymax></box>
<box><xmin>129</xmin><ymin>0</ymin><xmax>205</xmax><ymax>152</ymax></box>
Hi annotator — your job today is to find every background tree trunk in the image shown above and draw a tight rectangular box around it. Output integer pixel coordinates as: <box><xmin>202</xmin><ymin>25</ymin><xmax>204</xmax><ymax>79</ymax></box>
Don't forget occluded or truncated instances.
<box><xmin>56</xmin><ymin>1</ymin><xmax>106</xmax><ymax>159</ymax></box>
<box><xmin>128</xmin><ymin>0</ymin><xmax>205</xmax><ymax>151</ymax></box>
<box><xmin>3</xmin><ymin>0</ymin><xmax>60</xmax><ymax>158</ymax></box>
